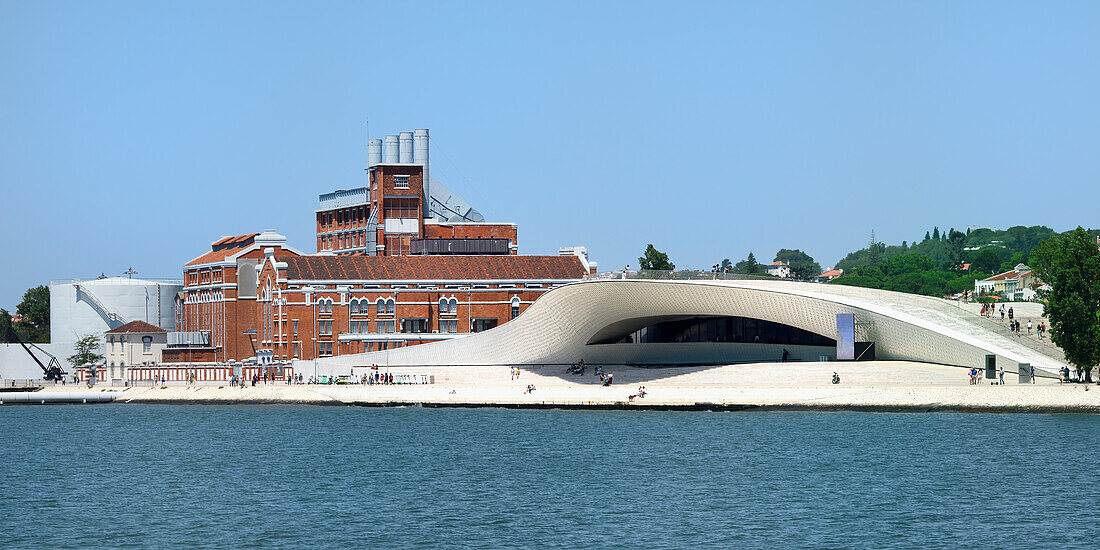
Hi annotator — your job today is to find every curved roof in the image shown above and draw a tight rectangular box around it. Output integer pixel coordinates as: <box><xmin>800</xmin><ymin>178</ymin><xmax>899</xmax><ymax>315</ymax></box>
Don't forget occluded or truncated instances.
<box><xmin>320</xmin><ymin>279</ymin><xmax>1064</xmax><ymax>375</ymax></box>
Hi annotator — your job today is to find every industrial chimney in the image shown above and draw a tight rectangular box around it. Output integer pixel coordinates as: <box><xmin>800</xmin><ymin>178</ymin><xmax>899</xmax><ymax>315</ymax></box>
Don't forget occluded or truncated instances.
<box><xmin>399</xmin><ymin>132</ymin><xmax>414</xmax><ymax>163</ymax></box>
<box><xmin>367</xmin><ymin>139</ymin><xmax>382</xmax><ymax>167</ymax></box>
<box><xmin>414</xmin><ymin>129</ymin><xmax>429</xmax><ymax>217</ymax></box>
<box><xmin>384</xmin><ymin>135</ymin><xmax>399</xmax><ymax>163</ymax></box>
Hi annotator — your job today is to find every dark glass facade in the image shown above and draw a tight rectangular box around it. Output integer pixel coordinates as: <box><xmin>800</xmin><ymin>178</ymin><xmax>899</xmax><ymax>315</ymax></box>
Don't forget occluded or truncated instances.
<box><xmin>605</xmin><ymin>316</ymin><xmax>835</xmax><ymax>347</ymax></box>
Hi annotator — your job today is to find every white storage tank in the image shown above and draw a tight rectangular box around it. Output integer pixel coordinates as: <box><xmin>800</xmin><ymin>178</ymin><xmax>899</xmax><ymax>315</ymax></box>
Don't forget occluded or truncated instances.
<box><xmin>49</xmin><ymin>276</ymin><xmax>183</xmax><ymax>345</ymax></box>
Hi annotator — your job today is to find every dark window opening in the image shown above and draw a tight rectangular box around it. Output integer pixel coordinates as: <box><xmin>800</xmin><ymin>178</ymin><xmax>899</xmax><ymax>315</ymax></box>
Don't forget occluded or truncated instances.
<box><xmin>598</xmin><ymin>316</ymin><xmax>834</xmax><ymax>347</ymax></box>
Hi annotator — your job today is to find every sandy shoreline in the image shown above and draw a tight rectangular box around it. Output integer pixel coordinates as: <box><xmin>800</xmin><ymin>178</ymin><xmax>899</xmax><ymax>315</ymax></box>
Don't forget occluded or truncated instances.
<box><xmin>10</xmin><ymin>361</ymin><xmax>1099</xmax><ymax>413</ymax></box>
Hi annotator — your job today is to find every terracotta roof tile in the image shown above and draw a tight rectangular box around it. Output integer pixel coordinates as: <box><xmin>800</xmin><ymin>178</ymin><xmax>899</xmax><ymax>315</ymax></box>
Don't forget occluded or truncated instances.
<box><xmin>185</xmin><ymin>242</ymin><xmax>253</xmax><ymax>266</ymax></box>
<box><xmin>105</xmin><ymin>320</ymin><xmax>167</xmax><ymax>334</ymax></box>
<box><xmin>284</xmin><ymin>255</ymin><xmax>588</xmax><ymax>281</ymax></box>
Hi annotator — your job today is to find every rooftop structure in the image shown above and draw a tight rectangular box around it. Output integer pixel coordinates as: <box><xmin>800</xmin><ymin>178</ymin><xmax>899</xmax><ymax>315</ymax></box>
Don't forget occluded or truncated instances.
<box><xmin>317</xmin><ymin>128</ymin><xmax>518</xmax><ymax>256</ymax></box>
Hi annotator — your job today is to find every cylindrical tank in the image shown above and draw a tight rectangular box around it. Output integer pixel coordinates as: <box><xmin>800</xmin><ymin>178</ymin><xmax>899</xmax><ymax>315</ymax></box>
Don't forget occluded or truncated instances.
<box><xmin>384</xmin><ymin>135</ymin><xmax>399</xmax><ymax>163</ymax></box>
<box><xmin>367</xmin><ymin>139</ymin><xmax>383</xmax><ymax>166</ymax></box>
<box><xmin>399</xmin><ymin>131</ymin><xmax>413</xmax><ymax>163</ymax></box>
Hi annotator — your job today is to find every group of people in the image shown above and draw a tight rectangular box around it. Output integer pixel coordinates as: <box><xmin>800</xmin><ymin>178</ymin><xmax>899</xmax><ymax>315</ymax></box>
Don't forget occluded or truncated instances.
<box><xmin>510</xmin><ymin>367</ymin><xmax>521</xmax><ymax>380</ymax></box>
<box><xmin>981</xmin><ymin>303</ymin><xmax>1046</xmax><ymax>339</ymax></box>
<box><xmin>1060</xmin><ymin>365</ymin><xmax>1087</xmax><ymax>384</ymax></box>
<box><xmin>628</xmin><ymin>385</ymin><xmax>646</xmax><ymax>401</ymax></box>
<box><xmin>566</xmin><ymin>360</ymin><xmax>586</xmax><ymax>375</ymax></box>
<box><xmin>366</xmin><ymin>371</ymin><xmax>394</xmax><ymax>385</ymax></box>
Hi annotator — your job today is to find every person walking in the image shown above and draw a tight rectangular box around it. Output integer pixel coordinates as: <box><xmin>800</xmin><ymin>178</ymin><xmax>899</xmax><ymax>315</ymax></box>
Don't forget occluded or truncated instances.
<box><xmin>998</xmin><ymin>366</ymin><xmax>1004</xmax><ymax>385</ymax></box>
<box><xmin>1027</xmin><ymin>320</ymin><xmax>1033</xmax><ymax>336</ymax></box>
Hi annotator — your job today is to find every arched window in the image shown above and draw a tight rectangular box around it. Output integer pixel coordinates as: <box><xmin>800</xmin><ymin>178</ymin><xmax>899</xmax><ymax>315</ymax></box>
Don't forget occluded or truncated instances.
<box><xmin>449</xmin><ymin>298</ymin><xmax>458</xmax><ymax>313</ymax></box>
<box><xmin>511</xmin><ymin>296</ymin><xmax>521</xmax><ymax>320</ymax></box>
<box><xmin>438</xmin><ymin>297</ymin><xmax>448</xmax><ymax>314</ymax></box>
<box><xmin>376</xmin><ymin>298</ymin><xmax>385</xmax><ymax>314</ymax></box>
<box><xmin>350</xmin><ymin>299</ymin><xmax>360</xmax><ymax>315</ymax></box>
<box><xmin>386</xmin><ymin>298</ymin><xmax>395</xmax><ymax>314</ymax></box>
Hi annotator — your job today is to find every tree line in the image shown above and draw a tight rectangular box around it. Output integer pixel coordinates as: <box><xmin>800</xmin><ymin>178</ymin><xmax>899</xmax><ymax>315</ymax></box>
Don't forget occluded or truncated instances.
<box><xmin>1</xmin><ymin>285</ymin><xmax>50</xmax><ymax>343</ymax></box>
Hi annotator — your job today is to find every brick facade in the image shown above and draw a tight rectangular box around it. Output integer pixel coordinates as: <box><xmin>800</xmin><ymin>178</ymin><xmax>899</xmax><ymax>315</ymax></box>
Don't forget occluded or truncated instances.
<box><xmin>174</xmin><ymin>232</ymin><xmax>592</xmax><ymax>363</ymax></box>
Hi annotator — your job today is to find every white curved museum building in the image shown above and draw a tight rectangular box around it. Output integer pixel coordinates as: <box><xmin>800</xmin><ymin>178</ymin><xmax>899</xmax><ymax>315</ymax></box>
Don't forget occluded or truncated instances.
<box><xmin>316</xmin><ymin>279</ymin><xmax>1064</xmax><ymax>375</ymax></box>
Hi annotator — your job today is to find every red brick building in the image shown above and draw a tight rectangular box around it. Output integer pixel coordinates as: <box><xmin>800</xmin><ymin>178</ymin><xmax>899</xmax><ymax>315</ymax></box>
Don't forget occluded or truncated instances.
<box><xmin>171</xmin><ymin>230</ymin><xmax>595</xmax><ymax>363</ymax></box>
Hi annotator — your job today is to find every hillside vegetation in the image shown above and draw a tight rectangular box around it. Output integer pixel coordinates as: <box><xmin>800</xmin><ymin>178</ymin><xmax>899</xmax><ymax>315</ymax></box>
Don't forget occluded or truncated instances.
<box><xmin>829</xmin><ymin>226</ymin><xmax>1100</xmax><ymax>298</ymax></box>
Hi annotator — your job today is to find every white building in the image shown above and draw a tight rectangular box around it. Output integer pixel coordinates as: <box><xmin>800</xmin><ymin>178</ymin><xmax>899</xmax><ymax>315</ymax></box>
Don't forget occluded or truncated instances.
<box><xmin>49</xmin><ymin>276</ymin><xmax>182</xmax><ymax>346</ymax></box>
<box><xmin>104</xmin><ymin>320</ymin><xmax>168</xmax><ymax>383</ymax></box>
<box><xmin>767</xmin><ymin>261</ymin><xmax>791</xmax><ymax>278</ymax></box>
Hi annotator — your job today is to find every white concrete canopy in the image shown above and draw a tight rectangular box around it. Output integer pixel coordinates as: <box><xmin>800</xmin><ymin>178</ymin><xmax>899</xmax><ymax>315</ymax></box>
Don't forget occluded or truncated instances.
<box><xmin>315</xmin><ymin>279</ymin><xmax>1064</xmax><ymax>375</ymax></box>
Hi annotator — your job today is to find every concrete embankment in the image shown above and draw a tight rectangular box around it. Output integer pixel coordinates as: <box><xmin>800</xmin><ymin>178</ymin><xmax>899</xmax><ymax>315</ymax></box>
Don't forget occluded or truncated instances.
<box><xmin>9</xmin><ymin>362</ymin><xmax>1098</xmax><ymax>413</ymax></box>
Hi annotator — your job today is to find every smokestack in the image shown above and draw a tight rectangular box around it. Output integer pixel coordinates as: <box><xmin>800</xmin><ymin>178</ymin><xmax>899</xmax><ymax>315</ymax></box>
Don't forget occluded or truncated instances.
<box><xmin>399</xmin><ymin>131</ymin><xmax>413</xmax><ymax>163</ymax></box>
<box><xmin>367</xmin><ymin>139</ymin><xmax>382</xmax><ymax>167</ymax></box>
<box><xmin>384</xmin><ymin>135</ymin><xmax>399</xmax><ymax>163</ymax></box>
<box><xmin>414</xmin><ymin>129</ymin><xmax>430</xmax><ymax>218</ymax></box>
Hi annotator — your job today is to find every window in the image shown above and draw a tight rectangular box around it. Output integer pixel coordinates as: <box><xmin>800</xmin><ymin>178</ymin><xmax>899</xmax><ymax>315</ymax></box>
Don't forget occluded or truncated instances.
<box><xmin>402</xmin><ymin>318</ymin><xmax>428</xmax><ymax>333</ymax></box>
<box><xmin>142</xmin><ymin>336</ymin><xmax>152</xmax><ymax>353</ymax></box>
<box><xmin>511</xmin><ymin>297</ymin><xmax>521</xmax><ymax>320</ymax></box>
<box><xmin>439</xmin><ymin>298</ymin><xmax>449</xmax><ymax>314</ymax></box>
<box><xmin>293</xmin><ymin>342</ymin><xmax>300</xmax><ymax>358</ymax></box>
<box><xmin>449</xmin><ymin>298</ymin><xmax>458</xmax><ymax>313</ymax></box>
<box><xmin>394</xmin><ymin>175</ymin><xmax>409</xmax><ymax>189</ymax></box>
<box><xmin>293</xmin><ymin>320</ymin><xmax>299</xmax><ymax>337</ymax></box>
<box><xmin>319</xmin><ymin>342</ymin><xmax>333</xmax><ymax>356</ymax></box>
<box><xmin>472</xmin><ymin>318</ymin><xmax>498</xmax><ymax>333</ymax></box>
<box><xmin>350</xmin><ymin>299</ymin><xmax>360</xmax><ymax>315</ymax></box>
<box><xmin>376</xmin><ymin>320</ymin><xmax>396</xmax><ymax>334</ymax></box>
<box><xmin>386</xmin><ymin>298</ymin><xmax>396</xmax><ymax>314</ymax></box>
<box><xmin>317</xmin><ymin>298</ymin><xmax>333</xmax><ymax>315</ymax></box>
<box><xmin>440</xmin><ymin>319</ymin><xmax>458</xmax><ymax>334</ymax></box>
<box><xmin>351</xmin><ymin>320</ymin><xmax>367</xmax><ymax>333</ymax></box>
<box><xmin>319</xmin><ymin>320</ymin><xmax>333</xmax><ymax>335</ymax></box>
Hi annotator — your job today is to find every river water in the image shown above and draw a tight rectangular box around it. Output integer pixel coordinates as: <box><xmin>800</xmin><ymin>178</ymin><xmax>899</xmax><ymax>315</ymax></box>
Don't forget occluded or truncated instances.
<box><xmin>2</xmin><ymin>405</ymin><xmax>1099</xmax><ymax>548</ymax></box>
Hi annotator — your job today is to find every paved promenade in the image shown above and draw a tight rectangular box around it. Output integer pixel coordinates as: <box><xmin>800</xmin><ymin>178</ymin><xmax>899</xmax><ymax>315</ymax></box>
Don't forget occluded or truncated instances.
<box><xmin>23</xmin><ymin>361</ymin><xmax>1100</xmax><ymax>413</ymax></box>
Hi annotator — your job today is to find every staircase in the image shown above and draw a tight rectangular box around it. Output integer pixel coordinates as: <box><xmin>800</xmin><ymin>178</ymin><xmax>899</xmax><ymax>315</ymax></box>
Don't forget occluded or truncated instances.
<box><xmin>75</xmin><ymin>284</ymin><xmax>125</xmax><ymax>329</ymax></box>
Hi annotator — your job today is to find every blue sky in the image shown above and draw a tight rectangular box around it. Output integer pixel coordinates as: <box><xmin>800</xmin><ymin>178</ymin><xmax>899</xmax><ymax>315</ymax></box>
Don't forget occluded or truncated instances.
<box><xmin>2</xmin><ymin>1</ymin><xmax>1099</xmax><ymax>308</ymax></box>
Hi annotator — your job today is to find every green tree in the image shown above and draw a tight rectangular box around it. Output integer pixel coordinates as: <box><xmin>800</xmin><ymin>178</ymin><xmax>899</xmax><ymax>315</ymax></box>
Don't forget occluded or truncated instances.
<box><xmin>946</xmin><ymin>229</ymin><xmax>967</xmax><ymax>271</ymax></box>
<box><xmin>775</xmin><ymin>249</ymin><xmax>822</xmax><ymax>281</ymax></box>
<box><xmin>68</xmin><ymin>334</ymin><xmax>104</xmax><ymax>368</ymax></box>
<box><xmin>1030</xmin><ymin>227</ymin><xmax>1100</xmax><ymax>382</ymax></box>
<box><xmin>971</xmin><ymin>248</ymin><xmax>1002</xmax><ymax>274</ymax></box>
<box><xmin>15</xmin><ymin>285</ymin><xmax>50</xmax><ymax>342</ymax></box>
<box><xmin>932</xmin><ymin>227</ymin><xmax>940</xmax><ymax>240</ymax></box>
<box><xmin>734</xmin><ymin>252</ymin><xmax>760</xmax><ymax>274</ymax></box>
<box><xmin>720</xmin><ymin>258</ymin><xmax>732</xmax><ymax>271</ymax></box>
<box><xmin>638</xmin><ymin>244</ymin><xmax>674</xmax><ymax>271</ymax></box>
<box><xmin>0</xmin><ymin>309</ymin><xmax>13</xmax><ymax>343</ymax></box>
<box><xmin>924</xmin><ymin>231</ymin><xmax>931</xmax><ymax>242</ymax></box>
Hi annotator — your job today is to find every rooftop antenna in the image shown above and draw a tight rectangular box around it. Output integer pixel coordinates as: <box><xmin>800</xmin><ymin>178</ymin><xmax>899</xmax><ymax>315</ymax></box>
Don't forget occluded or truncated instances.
<box><xmin>124</xmin><ymin>267</ymin><xmax>138</xmax><ymax>279</ymax></box>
